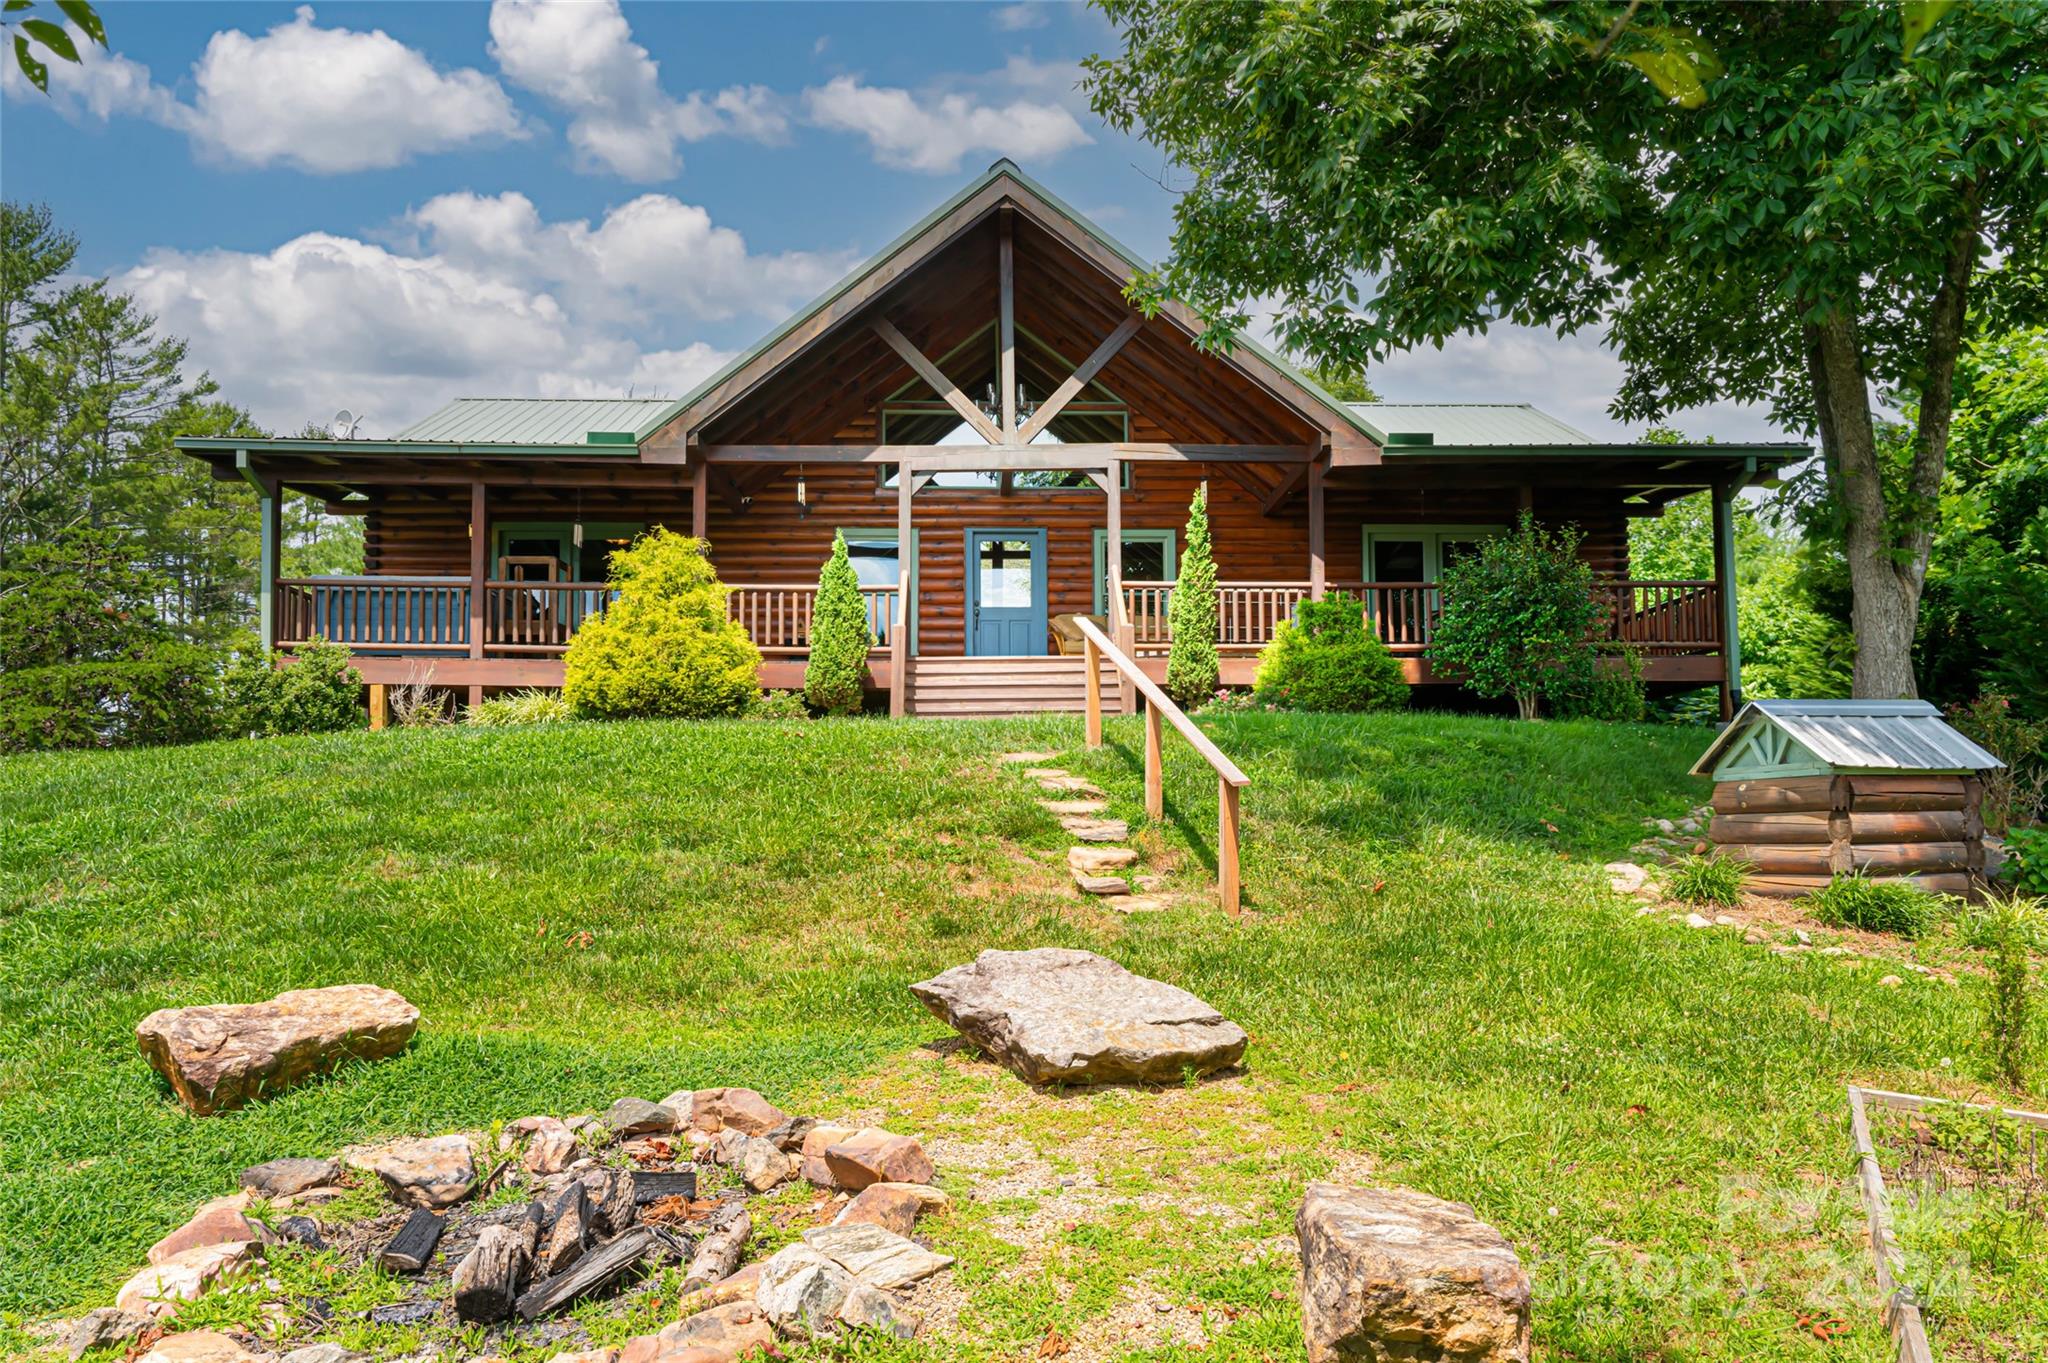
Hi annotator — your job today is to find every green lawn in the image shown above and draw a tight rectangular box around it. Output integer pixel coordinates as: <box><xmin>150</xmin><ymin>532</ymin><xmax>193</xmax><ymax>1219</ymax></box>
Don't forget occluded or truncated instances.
<box><xmin>0</xmin><ymin>712</ymin><xmax>2037</xmax><ymax>1361</ymax></box>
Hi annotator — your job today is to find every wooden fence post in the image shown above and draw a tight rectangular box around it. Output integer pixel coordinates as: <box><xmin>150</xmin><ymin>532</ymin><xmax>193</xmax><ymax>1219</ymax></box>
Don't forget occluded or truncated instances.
<box><xmin>1218</xmin><ymin>777</ymin><xmax>1241</xmax><ymax>918</ymax></box>
<box><xmin>1144</xmin><ymin>704</ymin><xmax>1163</xmax><ymax>819</ymax></box>
<box><xmin>1084</xmin><ymin>636</ymin><xmax>1103</xmax><ymax>747</ymax></box>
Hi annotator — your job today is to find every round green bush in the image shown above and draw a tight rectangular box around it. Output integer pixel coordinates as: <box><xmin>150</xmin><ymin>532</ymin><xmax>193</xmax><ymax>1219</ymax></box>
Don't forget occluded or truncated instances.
<box><xmin>563</xmin><ymin>529</ymin><xmax>761</xmax><ymax>719</ymax></box>
<box><xmin>1252</xmin><ymin>592</ymin><xmax>1407</xmax><ymax>713</ymax></box>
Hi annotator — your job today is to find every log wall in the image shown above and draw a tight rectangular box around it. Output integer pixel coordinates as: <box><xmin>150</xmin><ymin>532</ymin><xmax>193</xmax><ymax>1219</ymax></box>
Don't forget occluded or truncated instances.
<box><xmin>1709</xmin><ymin>773</ymin><xmax>1987</xmax><ymax>900</ymax></box>
<box><xmin>359</xmin><ymin>468</ymin><xmax>1633</xmax><ymax>660</ymax></box>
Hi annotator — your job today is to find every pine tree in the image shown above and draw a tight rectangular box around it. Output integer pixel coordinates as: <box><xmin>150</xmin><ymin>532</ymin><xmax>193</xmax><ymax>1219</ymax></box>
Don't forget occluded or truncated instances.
<box><xmin>1166</xmin><ymin>486</ymin><xmax>1219</xmax><ymax>706</ymax></box>
<box><xmin>805</xmin><ymin>530</ymin><xmax>871</xmax><ymax>715</ymax></box>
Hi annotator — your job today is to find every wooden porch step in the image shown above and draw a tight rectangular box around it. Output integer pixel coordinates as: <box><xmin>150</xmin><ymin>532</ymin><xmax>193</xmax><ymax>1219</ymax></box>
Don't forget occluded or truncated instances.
<box><xmin>907</xmin><ymin>656</ymin><xmax>1119</xmax><ymax>716</ymax></box>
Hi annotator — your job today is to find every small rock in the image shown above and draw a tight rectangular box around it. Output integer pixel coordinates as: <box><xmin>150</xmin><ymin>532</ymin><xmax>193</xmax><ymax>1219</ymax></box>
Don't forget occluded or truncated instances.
<box><xmin>755</xmin><ymin>1245</ymin><xmax>853</xmax><ymax>1338</ymax></box>
<box><xmin>136</xmin><ymin>1331</ymin><xmax>260</xmax><ymax>1363</ymax></box>
<box><xmin>762</xmin><ymin>1115</ymin><xmax>816</xmax><ymax>1151</ymax></box>
<box><xmin>689</xmin><ymin>1087</ymin><xmax>790</xmax><ymax>1136</ymax></box>
<box><xmin>1713</xmin><ymin>915</ymin><xmax>1742</xmax><ymax>928</ymax></box>
<box><xmin>822</xmin><ymin>1128</ymin><xmax>934</xmax><ymax>1190</ymax></box>
<box><xmin>998</xmin><ymin>751</ymin><xmax>1060</xmax><ymax>764</ymax></box>
<box><xmin>1677</xmin><ymin>818</ymin><xmax>1699</xmax><ymax>834</ymax></box>
<box><xmin>800</xmin><ymin>1125</ymin><xmax>857</xmax><ymax>1186</ymax></box>
<box><xmin>1744</xmin><ymin>928</ymin><xmax>1770</xmax><ymax>944</ymax></box>
<box><xmin>605</xmin><ymin>1097</ymin><xmax>677</xmax><ymax>1136</ymax></box>
<box><xmin>642</xmin><ymin>1301</ymin><xmax>774</xmax><ymax>1359</ymax></box>
<box><xmin>368</xmin><ymin>1299</ymin><xmax>438</xmax><ymax>1326</ymax></box>
<box><xmin>353</xmin><ymin>1134</ymin><xmax>476</xmax><ymax>1208</ymax></box>
<box><xmin>1060</xmin><ymin>816</ymin><xmax>1129</xmax><ymax>842</ymax></box>
<box><xmin>1040</xmin><ymin>798</ymin><xmax>1109</xmax><ymax>816</ymax></box>
<box><xmin>65</xmin><ymin>1308</ymin><xmax>145</xmax><ymax>1360</ymax></box>
<box><xmin>1656</xmin><ymin>819</ymin><xmax>1677</xmax><ymax>835</ymax></box>
<box><xmin>1068</xmin><ymin>846</ymin><xmax>1139</xmax><ymax>874</ymax></box>
<box><xmin>280</xmin><ymin>1347</ymin><xmax>363</xmax><ymax>1363</ymax></box>
<box><xmin>1298</xmin><ymin>1183</ymin><xmax>1530</xmax><ymax>1363</ymax></box>
<box><xmin>1820</xmin><ymin>946</ymin><xmax>1853</xmax><ymax>957</ymax></box>
<box><xmin>274</xmin><ymin>1215</ymin><xmax>327</xmax><ymax>1250</ymax></box>
<box><xmin>134</xmin><ymin>984</ymin><xmax>418</xmax><ymax>1116</ymax></box>
<box><xmin>838</xmin><ymin>1282</ymin><xmax>916</xmax><ymax>1338</ymax></box>
<box><xmin>1074</xmin><ymin>873</ymin><xmax>1130</xmax><ymax>896</ymax></box>
<box><xmin>803</xmin><ymin>1221</ymin><xmax>954</xmax><ymax>1287</ymax></box>
<box><xmin>1794</xmin><ymin>929</ymin><xmax>1812</xmax><ymax>945</ymax></box>
<box><xmin>740</xmin><ymin>1136</ymin><xmax>795</xmax><ymax>1192</ymax></box>
<box><xmin>1603</xmin><ymin>862</ymin><xmax>1649</xmax><ymax>895</ymax></box>
<box><xmin>272</xmin><ymin>1185</ymin><xmax>347</xmax><ymax>1210</ymax></box>
<box><xmin>1880</xmin><ymin>975</ymin><xmax>1904</xmax><ymax>988</ymax></box>
<box><xmin>1686</xmin><ymin>913</ymin><xmax>1714</xmax><ymax>929</ymax></box>
<box><xmin>239</xmin><ymin>1157</ymin><xmax>343</xmax><ymax>1199</ymax></box>
<box><xmin>543</xmin><ymin>1352</ymin><xmax>617</xmax><ymax>1363</ymax></box>
<box><xmin>522</xmin><ymin>1117</ymin><xmax>580</xmax><ymax>1174</ymax></box>
<box><xmin>833</xmin><ymin>1183</ymin><xmax>944</xmax><ymax>1236</ymax></box>
<box><xmin>116</xmin><ymin>1240</ymin><xmax>264</xmax><ymax>1319</ymax></box>
<box><xmin>1098</xmin><ymin>893</ymin><xmax>1172</xmax><ymax>914</ymax></box>
<box><xmin>150</xmin><ymin>1193</ymin><xmax>272</xmax><ymax>1264</ymax></box>
<box><xmin>911</xmin><ymin>948</ymin><xmax>1248</xmax><ymax>1086</ymax></box>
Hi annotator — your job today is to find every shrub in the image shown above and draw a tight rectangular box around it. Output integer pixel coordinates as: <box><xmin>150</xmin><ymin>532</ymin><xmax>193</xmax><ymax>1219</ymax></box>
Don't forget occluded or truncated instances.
<box><xmin>388</xmin><ymin>661</ymin><xmax>452</xmax><ymax>727</ymax></box>
<box><xmin>804</xmin><ymin>531</ymin><xmax>870</xmax><ymax>716</ymax></box>
<box><xmin>221</xmin><ymin>638</ymin><xmax>364</xmax><ymax>737</ymax></box>
<box><xmin>1548</xmin><ymin>646</ymin><xmax>1647</xmax><ymax>722</ymax></box>
<box><xmin>0</xmin><ymin>527</ymin><xmax>222</xmax><ymax>752</ymax></box>
<box><xmin>1195</xmin><ymin>687</ymin><xmax>1275</xmax><ymax>716</ymax></box>
<box><xmin>1985</xmin><ymin>903</ymin><xmax>2035</xmax><ymax>1091</ymax></box>
<box><xmin>2003</xmin><ymin>825</ymin><xmax>2048</xmax><ymax>895</ymax></box>
<box><xmin>1946</xmin><ymin>691</ymin><xmax>2048</xmax><ymax>833</ymax></box>
<box><xmin>1253</xmin><ymin>593</ymin><xmax>1407</xmax><ymax>713</ymax></box>
<box><xmin>1666</xmin><ymin>855</ymin><xmax>1745</xmax><ymax>907</ymax></box>
<box><xmin>563</xmin><ymin>529</ymin><xmax>760</xmax><ymax>719</ymax></box>
<box><xmin>1165</xmin><ymin>486</ymin><xmax>1219</xmax><ymax>706</ymax></box>
<box><xmin>466</xmin><ymin>689</ymin><xmax>573</xmax><ymax>726</ymax></box>
<box><xmin>745</xmin><ymin>689</ymin><xmax>810</xmax><ymax>720</ymax></box>
<box><xmin>1428</xmin><ymin>512</ymin><xmax>1604</xmax><ymax>720</ymax></box>
<box><xmin>1808</xmin><ymin>873</ymin><xmax>1943</xmax><ymax>937</ymax></box>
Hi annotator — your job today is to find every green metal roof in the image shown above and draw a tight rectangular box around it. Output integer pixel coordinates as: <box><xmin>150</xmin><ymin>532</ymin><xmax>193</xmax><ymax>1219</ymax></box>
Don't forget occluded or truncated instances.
<box><xmin>395</xmin><ymin>397</ymin><xmax>675</xmax><ymax>445</ymax></box>
<box><xmin>642</xmin><ymin>159</ymin><xmax>1388</xmax><ymax>446</ymax></box>
<box><xmin>1354</xmin><ymin>403</ymin><xmax>1597</xmax><ymax>446</ymax></box>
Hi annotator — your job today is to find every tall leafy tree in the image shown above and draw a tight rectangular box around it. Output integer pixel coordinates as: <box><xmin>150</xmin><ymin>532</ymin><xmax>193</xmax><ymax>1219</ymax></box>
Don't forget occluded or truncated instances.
<box><xmin>1086</xmin><ymin>0</ymin><xmax>2048</xmax><ymax>697</ymax></box>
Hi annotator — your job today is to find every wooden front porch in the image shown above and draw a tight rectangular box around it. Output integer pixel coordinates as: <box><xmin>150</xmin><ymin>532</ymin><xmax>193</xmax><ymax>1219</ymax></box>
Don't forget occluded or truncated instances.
<box><xmin>278</xmin><ymin>571</ymin><xmax>1728</xmax><ymax>698</ymax></box>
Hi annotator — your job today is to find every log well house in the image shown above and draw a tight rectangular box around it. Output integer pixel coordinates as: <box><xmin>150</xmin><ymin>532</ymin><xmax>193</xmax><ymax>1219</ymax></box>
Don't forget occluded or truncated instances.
<box><xmin>177</xmin><ymin>161</ymin><xmax>1804</xmax><ymax>718</ymax></box>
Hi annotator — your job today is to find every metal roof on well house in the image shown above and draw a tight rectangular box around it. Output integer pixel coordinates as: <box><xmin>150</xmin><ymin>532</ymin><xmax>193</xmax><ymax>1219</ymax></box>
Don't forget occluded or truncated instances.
<box><xmin>393</xmin><ymin>397</ymin><xmax>676</xmax><ymax>446</ymax></box>
<box><xmin>1690</xmin><ymin>700</ymin><xmax>2005</xmax><ymax>778</ymax></box>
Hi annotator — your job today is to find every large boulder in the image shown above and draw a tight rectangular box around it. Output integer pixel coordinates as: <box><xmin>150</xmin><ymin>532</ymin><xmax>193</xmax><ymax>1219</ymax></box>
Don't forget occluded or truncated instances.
<box><xmin>115</xmin><ymin>1240</ymin><xmax>264</xmax><ymax>1319</ymax></box>
<box><xmin>909</xmin><ymin>948</ymin><xmax>1247</xmax><ymax>1086</ymax></box>
<box><xmin>1296</xmin><ymin>1183</ymin><xmax>1530</xmax><ymax>1363</ymax></box>
<box><xmin>135</xmin><ymin>985</ymin><xmax>418</xmax><ymax>1115</ymax></box>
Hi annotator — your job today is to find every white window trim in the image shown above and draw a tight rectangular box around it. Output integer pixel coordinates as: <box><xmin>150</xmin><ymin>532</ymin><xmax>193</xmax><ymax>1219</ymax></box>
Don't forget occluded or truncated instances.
<box><xmin>1360</xmin><ymin>523</ymin><xmax>1506</xmax><ymax>582</ymax></box>
<box><xmin>1091</xmin><ymin>527</ymin><xmax>1177</xmax><ymax>615</ymax></box>
<box><xmin>838</xmin><ymin>525</ymin><xmax>919</xmax><ymax>654</ymax></box>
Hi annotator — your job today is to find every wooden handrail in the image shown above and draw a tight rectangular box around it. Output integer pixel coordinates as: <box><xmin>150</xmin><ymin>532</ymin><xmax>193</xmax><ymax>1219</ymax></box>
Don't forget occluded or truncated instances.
<box><xmin>1073</xmin><ymin>614</ymin><xmax>1249</xmax><ymax>917</ymax></box>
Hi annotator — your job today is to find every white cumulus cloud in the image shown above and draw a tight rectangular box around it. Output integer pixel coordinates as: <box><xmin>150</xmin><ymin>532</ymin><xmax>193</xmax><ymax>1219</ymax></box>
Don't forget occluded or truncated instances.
<box><xmin>115</xmin><ymin>194</ymin><xmax>850</xmax><ymax>435</ymax></box>
<box><xmin>488</xmin><ymin>0</ymin><xmax>787</xmax><ymax>181</ymax></box>
<box><xmin>3</xmin><ymin>7</ymin><xmax>525</xmax><ymax>173</ymax></box>
<box><xmin>992</xmin><ymin>4</ymin><xmax>1052</xmax><ymax>31</ymax></box>
<box><xmin>802</xmin><ymin>73</ymin><xmax>1092</xmax><ymax>174</ymax></box>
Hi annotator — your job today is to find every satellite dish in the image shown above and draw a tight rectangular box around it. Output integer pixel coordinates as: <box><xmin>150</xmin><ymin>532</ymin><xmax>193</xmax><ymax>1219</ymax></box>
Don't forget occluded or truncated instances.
<box><xmin>330</xmin><ymin>409</ymin><xmax>361</xmax><ymax>439</ymax></box>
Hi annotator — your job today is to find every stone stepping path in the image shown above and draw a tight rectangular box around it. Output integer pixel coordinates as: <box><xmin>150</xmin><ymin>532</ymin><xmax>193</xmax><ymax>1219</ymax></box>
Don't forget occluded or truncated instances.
<box><xmin>996</xmin><ymin>753</ymin><xmax>1177</xmax><ymax>915</ymax></box>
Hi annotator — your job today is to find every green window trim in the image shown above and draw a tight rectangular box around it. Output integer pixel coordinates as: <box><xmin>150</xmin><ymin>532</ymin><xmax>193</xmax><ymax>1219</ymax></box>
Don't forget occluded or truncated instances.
<box><xmin>1359</xmin><ymin>523</ymin><xmax>1507</xmax><ymax>583</ymax></box>
<box><xmin>837</xmin><ymin>525</ymin><xmax>920</xmax><ymax>655</ymax></box>
<box><xmin>1091</xmin><ymin>527</ymin><xmax>1177</xmax><ymax>615</ymax></box>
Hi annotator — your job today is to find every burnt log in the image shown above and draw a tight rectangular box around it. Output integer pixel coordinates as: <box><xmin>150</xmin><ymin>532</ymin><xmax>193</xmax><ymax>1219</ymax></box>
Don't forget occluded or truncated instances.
<box><xmin>583</xmin><ymin>1168</ymin><xmax>637</xmax><ymax>1235</ymax></box>
<box><xmin>377</xmin><ymin>1208</ymin><xmax>444</xmax><ymax>1274</ymax></box>
<box><xmin>538</xmin><ymin>1182</ymin><xmax>591</xmax><ymax>1276</ymax></box>
<box><xmin>453</xmin><ymin>1224</ymin><xmax>531</xmax><ymax>1323</ymax></box>
<box><xmin>681</xmin><ymin>1207</ymin><xmax>751</xmax><ymax>1292</ymax></box>
<box><xmin>631</xmin><ymin>1170</ymin><xmax>699</xmax><ymax>1204</ymax></box>
<box><xmin>514</xmin><ymin>1226</ymin><xmax>658</xmax><ymax>1321</ymax></box>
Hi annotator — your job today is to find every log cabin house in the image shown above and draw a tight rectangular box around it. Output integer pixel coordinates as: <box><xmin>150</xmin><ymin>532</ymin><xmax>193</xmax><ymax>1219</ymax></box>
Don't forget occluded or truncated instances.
<box><xmin>177</xmin><ymin>161</ymin><xmax>1804</xmax><ymax>719</ymax></box>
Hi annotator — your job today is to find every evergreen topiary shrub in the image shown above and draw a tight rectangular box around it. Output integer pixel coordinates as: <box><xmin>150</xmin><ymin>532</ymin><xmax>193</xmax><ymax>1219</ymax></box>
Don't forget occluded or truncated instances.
<box><xmin>1252</xmin><ymin>592</ymin><xmax>1407</xmax><ymax>712</ymax></box>
<box><xmin>562</xmin><ymin>529</ymin><xmax>760</xmax><ymax>719</ymax></box>
<box><xmin>220</xmin><ymin>637</ymin><xmax>364</xmax><ymax>737</ymax></box>
<box><xmin>1429</xmin><ymin>511</ymin><xmax>1604</xmax><ymax>720</ymax></box>
<box><xmin>1165</xmin><ymin>485</ymin><xmax>1219</xmax><ymax>706</ymax></box>
<box><xmin>804</xmin><ymin>531</ymin><xmax>871</xmax><ymax>715</ymax></box>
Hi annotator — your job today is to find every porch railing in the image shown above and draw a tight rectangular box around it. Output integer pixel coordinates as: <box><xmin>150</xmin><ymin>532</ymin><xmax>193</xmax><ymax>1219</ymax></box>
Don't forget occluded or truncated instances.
<box><xmin>277</xmin><ymin>577</ymin><xmax>471</xmax><ymax>652</ymax></box>
<box><xmin>485</xmin><ymin>581</ymin><xmax>612</xmax><ymax>654</ymax></box>
<box><xmin>726</xmin><ymin>584</ymin><xmax>900</xmax><ymax>655</ymax></box>
<box><xmin>1121</xmin><ymin>578</ymin><xmax>1722</xmax><ymax>654</ymax></box>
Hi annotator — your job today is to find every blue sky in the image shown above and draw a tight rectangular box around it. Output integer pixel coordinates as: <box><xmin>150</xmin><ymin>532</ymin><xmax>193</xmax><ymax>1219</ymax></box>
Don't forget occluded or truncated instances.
<box><xmin>4</xmin><ymin>0</ymin><xmax>1786</xmax><ymax>443</ymax></box>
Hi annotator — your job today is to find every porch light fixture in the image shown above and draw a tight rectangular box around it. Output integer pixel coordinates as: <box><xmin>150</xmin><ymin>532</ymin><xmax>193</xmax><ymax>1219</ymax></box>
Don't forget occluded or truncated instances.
<box><xmin>796</xmin><ymin>465</ymin><xmax>811</xmax><ymax>518</ymax></box>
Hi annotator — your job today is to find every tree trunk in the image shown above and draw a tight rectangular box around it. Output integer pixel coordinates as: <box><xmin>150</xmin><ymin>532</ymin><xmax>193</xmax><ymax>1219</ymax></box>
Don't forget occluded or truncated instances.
<box><xmin>1515</xmin><ymin>689</ymin><xmax>1540</xmax><ymax>721</ymax></box>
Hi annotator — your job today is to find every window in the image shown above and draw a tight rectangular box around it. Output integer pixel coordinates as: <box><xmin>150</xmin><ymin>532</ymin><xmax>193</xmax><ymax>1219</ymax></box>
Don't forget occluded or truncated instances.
<box><xmin>493</xmin><ymin>521</ymin><xmax>643</xmax><ymax>582</ymax></box>
<box><xmin>837</xmin><ymin>527</ymin><xmax>918</xmax><ymax>651</ymax></box>
<box><xmin>1092</xmin><ymin>528</ymin><xmax>1176</xmax><ymax>615</ymax></box>
<box><xmin>877</xmin><ymin>462</ymin><xmax>1133</xmax><ymax>492</ymax></box>
<box><xmin>1360</xmin><ymin>525</ymin><xmax>1505</xmax><ymax>582</ymax></box>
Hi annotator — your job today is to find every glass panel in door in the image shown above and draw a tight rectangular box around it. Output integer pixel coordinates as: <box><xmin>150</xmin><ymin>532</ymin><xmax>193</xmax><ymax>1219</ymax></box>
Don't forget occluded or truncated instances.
<box><xmin>968</xmin><ymin>530</ymin><xmax>1046</xmax><ymax>656</ymax></box>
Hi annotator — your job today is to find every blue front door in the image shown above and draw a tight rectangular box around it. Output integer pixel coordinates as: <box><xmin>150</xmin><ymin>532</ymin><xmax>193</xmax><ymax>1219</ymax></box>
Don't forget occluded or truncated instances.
<box><xmin>966</xmin><ymin>528</ymin><xmax>1047</xmax><ymax>656</ymax></box>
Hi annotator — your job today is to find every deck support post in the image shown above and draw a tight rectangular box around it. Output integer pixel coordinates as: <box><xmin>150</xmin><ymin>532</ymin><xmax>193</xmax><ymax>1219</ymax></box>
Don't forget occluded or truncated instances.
<box><xmin>690</xmin><ymin>464</ymin><xmax>708</xmax><ymax>542</ymax></box>
<box><xmin>1307</xmin><ymin>456</ymin><xmax>1326</xmax><ymax>601</ymax></box>
<box><xmin>368</xmin><ymin>684</ymin><xmax>389</xmax><ymax>731</ymax></box>
<box><xmin>468</xmin><ymin>481</ymin><xmax>487</xmax><ymax>708</ymax></box>
<box><xmin>892</xmin><ymin>468</ymin><xmax>912</xmax><ymax>717</ymax></box>
<box><xmin>1712</xmin><ymin>480</ymin><xmax>1743</xmax><ymax>720</ymax></box>
<box><xmin>237</xmin><ymin>450</ymin><xmax>280</xmax><ymax>652</ymax></box>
